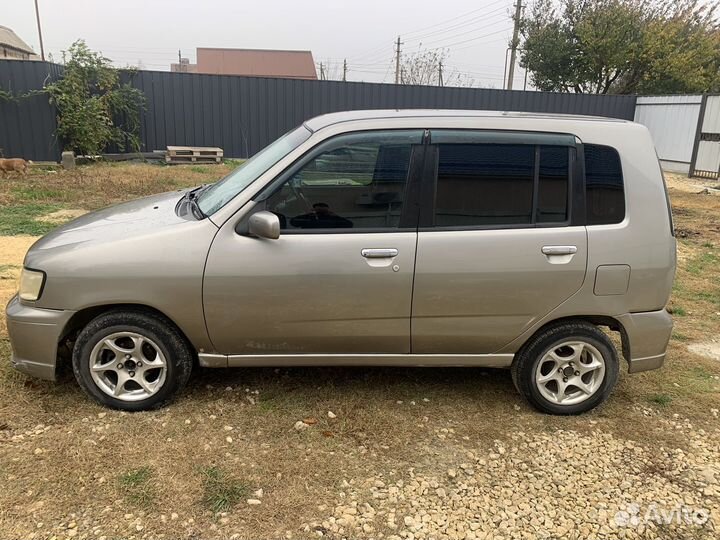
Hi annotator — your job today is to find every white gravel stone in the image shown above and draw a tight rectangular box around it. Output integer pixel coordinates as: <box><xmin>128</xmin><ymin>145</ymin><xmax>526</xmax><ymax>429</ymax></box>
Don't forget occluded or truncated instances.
<box><xmin>318</xmin><ymin>424</ymin><xmax>720</xmax><ymax>540</ymax></box>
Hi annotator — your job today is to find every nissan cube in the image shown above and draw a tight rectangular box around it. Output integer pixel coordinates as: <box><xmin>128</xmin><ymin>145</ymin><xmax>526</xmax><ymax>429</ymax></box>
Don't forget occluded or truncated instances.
<box><xmin>6</xmin><ymin>110</ymin><xmax>676</xmax><ymax>414</ymax></box>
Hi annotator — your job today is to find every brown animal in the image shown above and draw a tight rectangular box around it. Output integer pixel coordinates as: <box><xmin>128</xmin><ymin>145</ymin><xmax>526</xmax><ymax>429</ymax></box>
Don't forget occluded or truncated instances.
<box><xmin>0</xmin><ymin>158</ymin><xmax>32</xmax><ymax>177</ymax></box>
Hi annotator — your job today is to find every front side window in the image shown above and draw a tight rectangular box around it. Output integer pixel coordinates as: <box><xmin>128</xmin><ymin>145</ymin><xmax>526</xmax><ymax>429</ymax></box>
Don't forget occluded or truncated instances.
<box><xmin>432</xmin><ymin>139</ymin><xmax>571</xmax><ymax>228</ymax></box>
<box><xmin>263</xmin><ymin>130</ymin><xmax>422</xmax><ymax>231</ymax></box>
<box><xmin>584</xmin><ymin>144</ymin><xmax>625</xmax><ymax>225</ymax></box>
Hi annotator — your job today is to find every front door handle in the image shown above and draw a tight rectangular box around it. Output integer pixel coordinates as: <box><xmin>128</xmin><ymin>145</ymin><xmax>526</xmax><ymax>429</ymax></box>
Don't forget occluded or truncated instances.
<box><xmin>361</xmin><ymin>248</ymin><xmax>398</xmax><ymax>258</ymax></box>
<box><xmin>542</xmin><ymin>245</ymin><xmax>578</xmax><ymax>256</ymax></box>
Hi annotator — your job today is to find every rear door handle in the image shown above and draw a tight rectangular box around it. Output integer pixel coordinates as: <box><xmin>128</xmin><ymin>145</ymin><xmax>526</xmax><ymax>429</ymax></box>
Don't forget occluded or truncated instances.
<box><xmin>542</xmin><ymin>245</ymin><xmax>577</xmax><ymax>256</ymax></box>
<box><xmin>361</xmin><ymin>248</ymin><xmax>398</xmax><ymax>258</ymax></box>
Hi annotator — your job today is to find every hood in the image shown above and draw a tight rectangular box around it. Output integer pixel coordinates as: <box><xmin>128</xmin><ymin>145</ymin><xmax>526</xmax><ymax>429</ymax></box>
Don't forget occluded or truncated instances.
<box><xmin>26</xmin><ymin>190</ymin><xmax>198</xmax><ymax>260</ymax></box>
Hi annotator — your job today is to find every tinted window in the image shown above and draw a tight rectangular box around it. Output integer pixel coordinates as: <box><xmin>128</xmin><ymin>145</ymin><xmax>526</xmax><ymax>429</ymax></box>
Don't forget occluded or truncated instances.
<box><xmin>435</xmin><ymin>144</ymin><xmax>535</xmax><ymax>227</ymax></box>
<box><xmin>265</xmin><ymin>131</ymin><xmax>421</xmax><ymax>230</ymax></box>
<box><xmin>585</xmin><ymin>144</ymin><xmax>625</xmax><ymax>225</ymax></box>
<box><xmin>537</xmin><ymin>146</ymin><xmax>569</xmax><ymax>223</ymax></box>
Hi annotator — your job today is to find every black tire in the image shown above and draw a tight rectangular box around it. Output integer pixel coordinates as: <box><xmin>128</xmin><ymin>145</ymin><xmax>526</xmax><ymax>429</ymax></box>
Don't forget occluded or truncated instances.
<box><xmin>72</xmin><ymin>310</ymin><xmax>193</xmax><ymax>411</ymax></box>
<box><xmin>511</xmin><ymin>320</ymin><xmax>619</xmax><ymax>415</ymax></box>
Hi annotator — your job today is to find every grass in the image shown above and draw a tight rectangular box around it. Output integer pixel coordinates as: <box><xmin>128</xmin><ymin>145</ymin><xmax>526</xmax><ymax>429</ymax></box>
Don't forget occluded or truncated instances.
<box><xmin>223</xmin><ymin>158</ymin><xmax>245</xmax><ymax>168</ymax></box>
<box><xmin>686</xmin><ymin>251</ymin><xmax>718</xmax><ymax>276</ymax></box>
<box><xmin>0</xmin><ymin>203</ymin><xmax>63</xmax><ymax>235</ymax></box>
<box><xmin>668</xmin><ymin>305</ymin><xmax>686</xmax><ymax>316</ymax></box>
<box><xmin>648</xmin><ymin>393</ymin><xmax>673</xmax><ymax>407</ymax></box>
<box><xmin>0</xmin><ymin>162</ymin><xmax>237</xmax><ymax>212</ymax></box>
<box><xmin>199</xmin><ymin>466</ymin><xmax>249</xmax><ymax>513</ymax></box>
<box><xmin>118</xmin><ymin>466</ymin><xmax>156</xmax><ymax>506</ymax></box>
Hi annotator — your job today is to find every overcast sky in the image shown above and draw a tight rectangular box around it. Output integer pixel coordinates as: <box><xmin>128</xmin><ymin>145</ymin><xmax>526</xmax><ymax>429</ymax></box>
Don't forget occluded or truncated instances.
<box><xmin>6</xmin><ymin>0</ymin><xmax>527</xmax><ymax>88</ymax></box>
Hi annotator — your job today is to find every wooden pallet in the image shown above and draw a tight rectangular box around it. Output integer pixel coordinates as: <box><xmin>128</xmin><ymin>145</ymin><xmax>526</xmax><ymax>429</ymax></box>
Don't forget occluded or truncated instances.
<box><xmin>166</xmin><ymin>146</ymin><xmax>223</xmax><ymax>164</ymax></box>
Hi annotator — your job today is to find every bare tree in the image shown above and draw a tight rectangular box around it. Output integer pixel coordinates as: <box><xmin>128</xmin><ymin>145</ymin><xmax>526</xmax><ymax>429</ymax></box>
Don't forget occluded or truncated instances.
<box><xmin>400</xmin><ymin>48</ymin><xmax>474</xmax><ymax>87</ymax></box>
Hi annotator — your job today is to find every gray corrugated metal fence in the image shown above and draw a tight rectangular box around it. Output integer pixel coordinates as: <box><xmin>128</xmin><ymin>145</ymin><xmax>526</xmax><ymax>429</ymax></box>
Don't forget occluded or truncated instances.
<box><xmin>0</xmin><ymin>61</ymin><xmax>63</xmax><ymax>161</ymax></box>
<box><xmin>1</xmin><ymin>60</ymin><xmax>638</xmax><ymax>161</ymax></box>
<box><xmin>633</xmin><ymin>95</ymin><xmax>702</xmax><ymax>174</ymax></box>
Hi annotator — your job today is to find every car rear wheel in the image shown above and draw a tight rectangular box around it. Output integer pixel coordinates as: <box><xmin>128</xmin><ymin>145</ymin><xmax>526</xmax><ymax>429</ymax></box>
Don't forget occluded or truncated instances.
<box><xmin>511</xmin><ymin>321</ymin><xmax>619</xmax><ymax>415</ymax></box>
<box><xmin>72</xmin><ymin>310</ymin><xmax>193</xmax><ymax>411</ymax></box>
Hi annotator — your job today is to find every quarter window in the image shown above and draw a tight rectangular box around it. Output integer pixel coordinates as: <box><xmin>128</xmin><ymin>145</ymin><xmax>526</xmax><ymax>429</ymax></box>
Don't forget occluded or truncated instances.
<box><xmin>264</xmin><ymin>130</ymin><xmax>422</xmax><ymax>230</ymax></box>
<box><xmin>584</xmin><ymin>144</ymin><xmax>625</xmax><ymax>225</ymax></box>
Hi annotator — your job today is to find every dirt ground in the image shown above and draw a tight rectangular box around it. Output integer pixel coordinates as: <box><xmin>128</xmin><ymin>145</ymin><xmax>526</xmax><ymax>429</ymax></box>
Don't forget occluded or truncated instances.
<box><xmin>0</xmin><ymin>165</ymin><xmax>719</xmax><ymax>540</ymax></box>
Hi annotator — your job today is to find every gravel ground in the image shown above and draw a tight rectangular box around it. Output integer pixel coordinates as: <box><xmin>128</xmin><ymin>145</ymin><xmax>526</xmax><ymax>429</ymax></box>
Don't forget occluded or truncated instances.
<box><xmin>303</xmin><ymin>409</ymin><xmax>719</xmax><ymax>540</ymax></box>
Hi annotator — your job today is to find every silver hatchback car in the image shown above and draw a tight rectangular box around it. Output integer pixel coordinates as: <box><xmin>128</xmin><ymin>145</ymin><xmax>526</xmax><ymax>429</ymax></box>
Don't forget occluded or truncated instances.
<box><xmin>6</xmin><ymin>110</ymin><xmax>676</xmax><ymax>414</ymax></box>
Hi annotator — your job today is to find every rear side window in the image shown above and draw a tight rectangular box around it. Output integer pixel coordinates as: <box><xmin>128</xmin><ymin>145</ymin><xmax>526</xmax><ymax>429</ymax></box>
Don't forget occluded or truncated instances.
<box><xmin>433</xmin><ymin>143</ymin><xmax>571</xmax><ymax>228</ymax></box>
<box><xmin>537</xmin><ymin>146</ymin><xmax>570</xmax><ymax>223</ymax></box>
<box><xmin>435</xmin><ymin>144</ymin><xmax>535</xmax><ymax>226</ymax></box>
<box><xmin>584</xmin><ymin>144</ymin><xmax>625</xmax><ymax>225</ymax></box>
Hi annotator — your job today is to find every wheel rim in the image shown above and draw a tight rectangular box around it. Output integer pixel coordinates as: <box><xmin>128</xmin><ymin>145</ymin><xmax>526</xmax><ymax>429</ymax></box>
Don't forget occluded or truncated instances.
<box><xmin>534</xmin><ymin>340</ymin><xmax>606</xmax><ymax>406</ymax></box>
<box><xmin>89</xmin><ymin>331</ymin><xmax>168</xmax><ymax>402</ymax></box>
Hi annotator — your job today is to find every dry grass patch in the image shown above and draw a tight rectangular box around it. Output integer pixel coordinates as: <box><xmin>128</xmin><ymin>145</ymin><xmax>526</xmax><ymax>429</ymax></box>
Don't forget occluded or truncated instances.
<box><xmin>0</xmin><ymin>161</ymin><xmax>238</xmax><ymax>235</ymax></box>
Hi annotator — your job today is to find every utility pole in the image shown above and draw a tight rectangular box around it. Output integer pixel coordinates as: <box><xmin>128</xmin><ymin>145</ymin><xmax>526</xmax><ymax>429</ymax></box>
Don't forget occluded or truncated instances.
<box><xmin>394</xmin><ymin>36</ymin><xmax>402</xmax><ymax>84</ymax></box>
<box><xmin>178</xmin><ymin>49</ymin><xmax>182</xmax><ymax>63</ymax></box>
<box><xmin>319</xmin><ymin>62</ymin><xmax>325</xmax><ymax>80</ymax></box>
<box><xmin>438</xmin><ymin>60</ymin><xmax>444</xmax><ymax>87</ymax></box>
<box><xmin>343</xmin><ymin>59</ymin><xmax>347</xmax><ymax>82</ymax></box>
<box><xmin>507</xmin><ymin>1</ymin><xmax>523</xmax><ymax>90</ymax></box>
<box><xmin>34</xmin><ymin>0</ymin><xmax>45</xmax><ymax>61</ymax></box>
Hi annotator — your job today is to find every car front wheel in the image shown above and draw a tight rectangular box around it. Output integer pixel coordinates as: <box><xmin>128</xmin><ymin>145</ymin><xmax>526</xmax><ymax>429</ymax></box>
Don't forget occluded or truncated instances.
<box><xmin>511</xmin><ymin>321</ymin><xmax>619</xmax><ymax>415</ymax></box>
<box><xmin>72</xmin><ymin>310</ymin><xmax>193</xmax><ymax>411</ymax></box>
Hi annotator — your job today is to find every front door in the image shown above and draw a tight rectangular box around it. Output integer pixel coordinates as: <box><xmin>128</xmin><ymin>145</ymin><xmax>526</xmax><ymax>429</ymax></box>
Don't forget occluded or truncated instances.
<box><xmin>412</xmin><ymin>130</ymin><xmax>589</xmax><ymax>353</ymax></box>
<box><xmin>203</xmin><ymin>129</ymin><xmax>425</xmax><ymax>355</ymax></box>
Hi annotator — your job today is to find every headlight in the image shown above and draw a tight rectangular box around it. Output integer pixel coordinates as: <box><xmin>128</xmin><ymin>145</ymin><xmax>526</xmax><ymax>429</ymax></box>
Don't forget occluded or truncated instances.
<box><xmin>19</xmin><ymin>268</ymin><xmax>46</xmax><ymax>301</ymax></box>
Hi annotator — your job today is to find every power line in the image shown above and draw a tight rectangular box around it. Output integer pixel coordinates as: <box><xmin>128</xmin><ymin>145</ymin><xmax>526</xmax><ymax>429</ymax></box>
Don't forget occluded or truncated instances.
<box><xmin>415</xmin><ymin>14</ymin><xmax>509</xmax><ymax>48</ymax></box>
<box><xmin>403</xmin><ymin>6</ymin><xmax>508</xmax><ymax>43</ymax></box>
<box><xmin>423</xmin><ymin>26</ymin><xmax>512</xmax><ymax>52</ymax></box>
<box><xmin>401</xmin><ymin>0</ymin><xmax>508</xmax><ymax>38</ymax></box>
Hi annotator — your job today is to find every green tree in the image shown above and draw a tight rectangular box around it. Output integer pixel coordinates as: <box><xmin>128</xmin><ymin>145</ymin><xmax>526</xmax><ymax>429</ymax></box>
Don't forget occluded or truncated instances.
<box><xmin>44</xmin><ymin>40</ymin><xmax>145</xmax><ymax>155</ymax></box>
<box><xmin>520</xmin><ymin>0</ymin><xmax>720</xmax><ymax>94</ymax></box>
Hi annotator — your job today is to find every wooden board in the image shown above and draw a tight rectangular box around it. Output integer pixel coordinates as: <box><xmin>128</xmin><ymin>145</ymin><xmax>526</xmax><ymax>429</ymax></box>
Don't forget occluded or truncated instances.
<box><xmin>166</xmin><ymin>146</ymin><xmax>223</xmax><ymax>164</ymax></box>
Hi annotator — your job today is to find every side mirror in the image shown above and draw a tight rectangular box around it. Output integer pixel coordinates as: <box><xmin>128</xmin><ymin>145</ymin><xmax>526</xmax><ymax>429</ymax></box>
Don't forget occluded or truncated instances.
<box><xmin>248</xmin><ymin>211</ymin><xmax>280</xmax><ymax>239</ymax></box>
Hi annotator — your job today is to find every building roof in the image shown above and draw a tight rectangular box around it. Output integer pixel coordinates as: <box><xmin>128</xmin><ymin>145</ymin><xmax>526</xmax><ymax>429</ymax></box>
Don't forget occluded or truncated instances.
<box><xmin>0</xmin><ymin>25</ymin><xmax>36</xmax><ymax>54</ymax></box>
<box><xmin>304</xmin><ymin>109</ymin><xmax>627</xmax><ymax>131</ymax></box>
<box><xmin>196</xmin><ymin>47</ymin><xmax>317</xmax><ymax>79</ymax></box>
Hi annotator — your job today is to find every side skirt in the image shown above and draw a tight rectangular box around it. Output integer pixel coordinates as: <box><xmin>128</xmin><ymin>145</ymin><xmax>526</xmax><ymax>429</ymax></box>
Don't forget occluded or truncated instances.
<box><xmin>197</xmin><ymin>353</ymin><xmax>514</xmax><ymax>369</ymax></box>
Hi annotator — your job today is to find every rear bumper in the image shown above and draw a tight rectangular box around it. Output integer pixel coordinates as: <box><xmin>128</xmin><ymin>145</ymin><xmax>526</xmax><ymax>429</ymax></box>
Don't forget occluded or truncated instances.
<box><xmin>5</xmin><ymin>295</ymin><xmax>75</xmax><ymax>381</ymax></box>
<box><xmin>617</xmin><ymin>309</ymin><xmax>673</xmax><ymax>373</ymax></box>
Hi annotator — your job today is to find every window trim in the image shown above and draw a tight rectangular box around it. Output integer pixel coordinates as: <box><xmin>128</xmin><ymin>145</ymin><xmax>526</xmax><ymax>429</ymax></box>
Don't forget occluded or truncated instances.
<box><xmin>247</xmin><ymin>129</ymin><xmax>426</xmax><ymax>235</ymax></box>
<box><xmin>419</xmin><ymin>130</ymin><xmax>577</xmax><ymax>231</ymax></box>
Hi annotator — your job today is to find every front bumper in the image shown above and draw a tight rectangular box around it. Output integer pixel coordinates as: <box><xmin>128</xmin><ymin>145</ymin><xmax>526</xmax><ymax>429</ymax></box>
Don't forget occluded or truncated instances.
<box><xmin>5</xmin><ymin>295</ymin><xmax>75</xmax><ymax>381</ymax></box>
<box><xmin>617</xmin><ymin>309</ymin><xmax>673</xmax><ymax>373</ymax></box>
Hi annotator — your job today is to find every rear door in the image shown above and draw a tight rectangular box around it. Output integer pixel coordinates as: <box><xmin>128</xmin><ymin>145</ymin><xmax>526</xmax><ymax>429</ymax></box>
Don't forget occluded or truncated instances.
<box><xmin>412</xmin><ymin>130</ymin><xmax>588</xmax><ymax>354</ymax></box>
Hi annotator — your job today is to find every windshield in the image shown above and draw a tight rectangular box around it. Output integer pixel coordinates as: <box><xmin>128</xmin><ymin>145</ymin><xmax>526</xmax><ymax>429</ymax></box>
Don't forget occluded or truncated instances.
<box><xmin>198</xmin><ymin>125</ymin><xmax>312</xmax><ymax>215</ymax></box>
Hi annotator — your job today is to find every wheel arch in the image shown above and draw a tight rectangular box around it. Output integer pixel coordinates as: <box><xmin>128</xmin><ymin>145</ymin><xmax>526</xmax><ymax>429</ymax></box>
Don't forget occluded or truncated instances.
<box><xmin>513</xmin><ymin>315</ymin><xmax>630</xmax><ymax>365</ymax></box>
<box><xmin>57</xmin><ymin>303</ymin><xmax>197</xmax><ymax>376</ymax></box>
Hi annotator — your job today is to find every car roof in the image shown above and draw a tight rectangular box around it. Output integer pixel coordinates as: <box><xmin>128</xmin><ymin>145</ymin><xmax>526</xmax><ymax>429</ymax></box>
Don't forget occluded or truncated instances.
<box><xmin>303</xmin><ymin>109</ymin><xmax>628</xmax><ymax>132</ymax></box>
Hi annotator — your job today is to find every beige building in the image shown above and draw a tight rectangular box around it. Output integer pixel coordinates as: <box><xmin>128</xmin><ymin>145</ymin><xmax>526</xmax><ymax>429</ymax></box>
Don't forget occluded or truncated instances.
<box><xmin>0</xmin><ymin>26</ymin><xmax>39</xmax><ymax>61</ymax></box>
<box><xmin>171</xmin><ymin>48</ymin><xmax>317</xmax><ymax>79</ymax></box>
